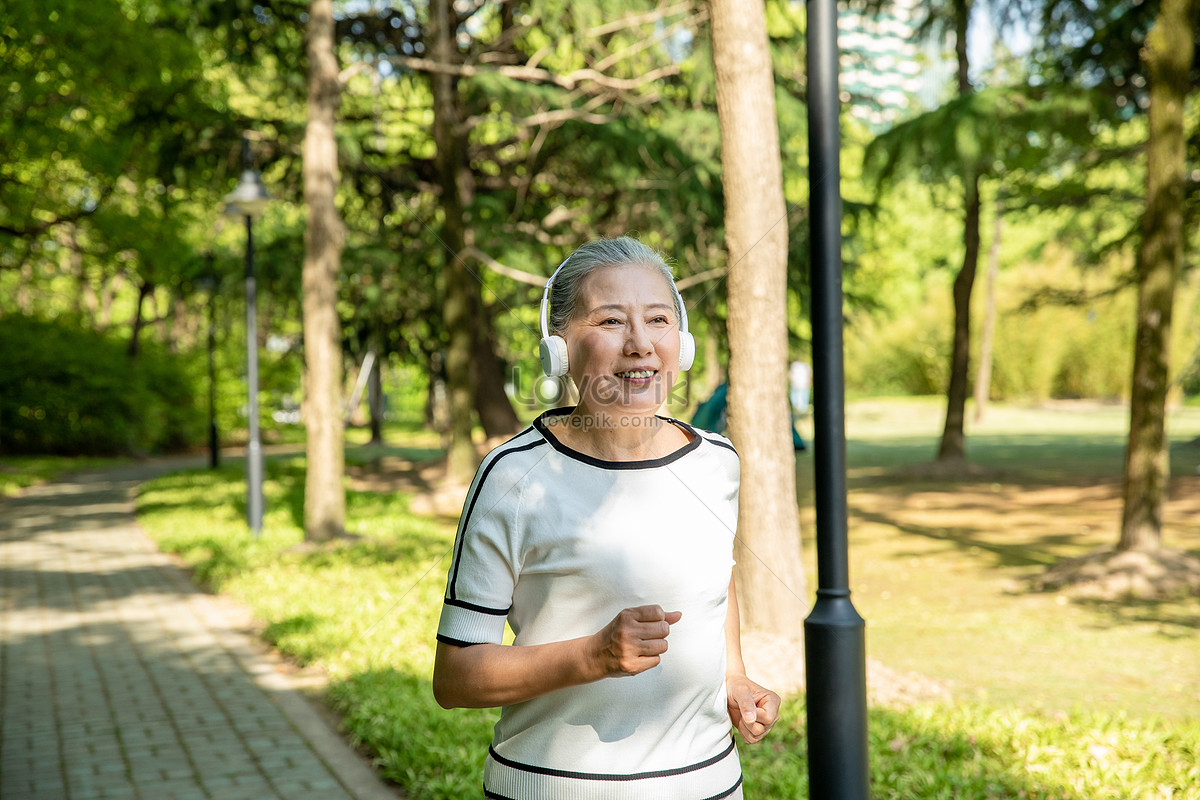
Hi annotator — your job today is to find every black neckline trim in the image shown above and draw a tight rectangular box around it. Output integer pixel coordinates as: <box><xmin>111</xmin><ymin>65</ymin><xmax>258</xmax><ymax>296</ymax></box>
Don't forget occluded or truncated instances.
<box><xmin>533</xmin><ymin>407</ymin><xmax>703</xmax><ymax>470</ymax></box>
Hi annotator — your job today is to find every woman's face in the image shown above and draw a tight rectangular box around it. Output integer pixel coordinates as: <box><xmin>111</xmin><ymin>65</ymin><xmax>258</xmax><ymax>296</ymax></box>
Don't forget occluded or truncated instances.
<box><xmin>564</xmin><ymin>261</ymin><xmax>681</xmax><ymax>418</ymax></box>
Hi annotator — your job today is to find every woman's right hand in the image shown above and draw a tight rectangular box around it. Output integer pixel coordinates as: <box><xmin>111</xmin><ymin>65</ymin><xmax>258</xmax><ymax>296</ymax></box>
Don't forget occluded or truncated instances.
<box><xmin>590</xmin><ymin>605</ymin><xmax>683</xmax><ymax>678</ymax></box>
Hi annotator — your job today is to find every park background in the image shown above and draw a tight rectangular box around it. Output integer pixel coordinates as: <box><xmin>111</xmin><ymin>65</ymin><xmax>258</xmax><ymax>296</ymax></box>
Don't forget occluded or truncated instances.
<box><xmin>2</xmin><ymin>1</ymin><xmax>1199</xmax><ymax>798</ymax></box>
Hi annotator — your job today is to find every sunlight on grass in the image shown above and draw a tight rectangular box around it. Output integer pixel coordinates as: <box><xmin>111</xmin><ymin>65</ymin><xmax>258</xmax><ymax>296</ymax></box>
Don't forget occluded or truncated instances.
<box><xmin>136</xmin><ymin>403</ymin><xmax>1200</xmax><ymax>799</ymax></box>
<box><xmin>0</xmin><ymin>454</ymin><xmax>124</xmax><ymax>495</ymax></box>
<box><xmin>792</xmin><ymin>401</ymin><xmax>1200</xmax><ymax>722</ymax></box>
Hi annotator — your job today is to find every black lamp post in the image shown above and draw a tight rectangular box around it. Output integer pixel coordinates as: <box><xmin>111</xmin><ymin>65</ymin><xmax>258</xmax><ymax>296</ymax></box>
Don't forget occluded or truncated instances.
<box><xmin>804</xmin><ymin>0</ymin><xmax>871</xmax><ymax>797</ymax></box>
<box><xmin>198</xmin><ymin>256</ymin><xmax>219</xmax><ymax>470</ymax></box>
<box><xmin>222</xmin><ymin>136</ymin><xmax>272</xmax><ymax>536</ymax></box>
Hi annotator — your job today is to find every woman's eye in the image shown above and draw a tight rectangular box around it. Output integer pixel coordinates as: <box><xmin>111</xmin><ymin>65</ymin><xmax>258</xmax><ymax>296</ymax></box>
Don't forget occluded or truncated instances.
<box><xmin>602</xmin><ymin>318</ymin><xmax>622</xmax><ymax>326</ymax></box>
<box><xmin>651</xmin><ymin>316</ymin><xmax>669</xmax><ymax>324</ymax></box>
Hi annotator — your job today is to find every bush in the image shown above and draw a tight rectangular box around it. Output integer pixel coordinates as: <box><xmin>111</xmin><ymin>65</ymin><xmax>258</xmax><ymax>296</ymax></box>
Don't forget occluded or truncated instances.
<box><xmin>844</xmin><ymin>296</ymin><xmax>952</xmax><ymax>397</ymax></box>
<box><xmin>0</xmin><ymin>315</ymin><xmax>203</xmax><ymax>455</ymax></box>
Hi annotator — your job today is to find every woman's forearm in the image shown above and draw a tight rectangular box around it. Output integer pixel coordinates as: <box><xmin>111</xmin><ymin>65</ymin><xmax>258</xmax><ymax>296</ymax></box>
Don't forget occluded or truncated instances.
<box><xmin>433</xmin><ymin>636</ymin><xmax>601</xmax><ymax>708</ymax></box>
<box><xmin>724</xmin><ymin>576</ymin><xmax>747</xmax><ymax>677</ymax></box>
<box><xmin>433</xmin><ymin>604</ymin><xmax>681</xmax><ymax>708</ymax></box>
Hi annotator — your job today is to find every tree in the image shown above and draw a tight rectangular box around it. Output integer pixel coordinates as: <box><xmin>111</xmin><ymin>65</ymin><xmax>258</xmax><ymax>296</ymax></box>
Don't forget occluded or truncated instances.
<box><xmin>1020</xmin><ymin>0</ymin><xmax>1200</xmax><ymax>595</ymax></box>
<box><xmin>865</xmin><ymin>88</ymin><xmax>1094</xmax><ymax>422</ymax></box>
<box><xmin>1118</xmin><ymin>0</ymin><xmax>1197</xmax><ymax>552</ymax></box>
<box><xmin>710</xmin><ymin>0</ymin><xmax>808</xmax><ymax>629</ymax></box>
<box><xmin>935</xmin><ymin>0</ymin><xmax>981</xmax><ymax>462</ymax></box>
<box><xmin>428</xmin><ymin>0</ymin><xmax>480</xmax><ymax>483</ymax></box>
<box><xmin>371</xmin><ymin>1</ymin><xmax>710</xmax><ymax>478</ymax></box>
<box><xmin>973</xmin><ymin>197</ymin><xmax>1003</xmax><ymax>422</ymax></box>
<box><xmin>301</xmin><ymin>0</ymin><xmax>347</xmax><ymax>541</ymax></box>
<box><xmin>859</xmin><ymin>0</ymin><xmax>1040</xmax><ymax>461</ymax></box>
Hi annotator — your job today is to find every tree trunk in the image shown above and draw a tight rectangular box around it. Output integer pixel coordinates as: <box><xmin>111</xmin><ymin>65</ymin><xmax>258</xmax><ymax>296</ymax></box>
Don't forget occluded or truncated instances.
<box><xmin>1119</xmin><ymin>0</ymin><xmax>1195</xmax><ymax>552</ymax></box>
<box><xmin>97</xmin><ymin>274</ymin><xmax>115</xmax><ymax>331</ymax></box>
<box><xmin>431</xmin><ymin>0</ymin><xmax>478</xmax><ymax>482</ymax></box>
<box><xmin>703</xmin><ymin>330</ymin><xmax>723</xmax><ymax>397</ymax></box>
<box><xmin>937</xmin><ymin>174</ymin><xmax>980</xmax><ymax>461</ymax></box>
<box><xmin>302</xmin><ymin>0</ymin><xmax>347</xmax><ymax>542</ymax></box>
<box><xmin>471</xmin><ymin>304</ymin><xmax>521</xmax><ymax>439</ymax></box>
<box><xmin>368</xmin><ymin>351</ymin><xmax>385</xmax><ymax>444</ymax></box>
<box><xmin>936</xmin><ymin>1</ymin><xmax>979</xmax><ymax>463</ymax></box>
<box><xmin>710</xmin><ymin>0</ymin><xmax>808</xmax><ymax>630</ymax></box>
<box><xmin>128</xmin><ymin>278</ymin><xmax>154</xmax><ymax>358</ymax></box>
<box><xmin>973</xmin><ymin>200</ymin><xmax>1001</xmax><ymax>423</ymax></box>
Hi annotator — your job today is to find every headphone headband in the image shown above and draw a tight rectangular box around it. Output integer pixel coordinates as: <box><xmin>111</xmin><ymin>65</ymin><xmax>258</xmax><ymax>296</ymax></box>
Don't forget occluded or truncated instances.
<box><xmin>539</xmin><ymin>254</ymin><xmax>573</xmax><ymax>340</ymax></box>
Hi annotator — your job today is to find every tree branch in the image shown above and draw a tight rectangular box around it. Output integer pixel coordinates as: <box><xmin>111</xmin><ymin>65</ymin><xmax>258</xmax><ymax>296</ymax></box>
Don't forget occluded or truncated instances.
<box><xmin>592</xmin><ymin>7</ymin><xmax>707</xmax><ymax>73</ymax></box>
<box><xmin>676</xmin><ymin>268</ymin><xmax>727</xmax><ymax>291</ymax></box>
<box><xmin>463</xmin><ymin>94</ymin><xmax>616</xmax><ymax>133</ymax></box>
<box><xmin>585</xmin><ymin>2</ymin><xmax>698</xmax><ymax>36</ymax></box>
<box><xmin>459</xmin><ymin>246</ymin><xmax>548</xmax><ymax>286</ymax></box>
<box><xmin>388</xmin><ymin>56</ymin><xmax>679</xmax><ymax>92</ymax></box>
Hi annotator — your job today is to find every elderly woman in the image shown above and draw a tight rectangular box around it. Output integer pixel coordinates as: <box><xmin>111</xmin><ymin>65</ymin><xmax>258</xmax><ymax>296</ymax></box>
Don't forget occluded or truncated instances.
<box><xmin>433</xmin><ymin>236</ymin><xmax>780</xmax><ymax>799</ymax></box>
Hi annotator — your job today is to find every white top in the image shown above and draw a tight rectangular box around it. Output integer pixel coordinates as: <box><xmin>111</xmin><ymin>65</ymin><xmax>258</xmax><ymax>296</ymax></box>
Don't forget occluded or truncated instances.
<box><xmin>438</xmin><ymin>408</ymin><xmax>744</xmax><ymax>799</ymax></box>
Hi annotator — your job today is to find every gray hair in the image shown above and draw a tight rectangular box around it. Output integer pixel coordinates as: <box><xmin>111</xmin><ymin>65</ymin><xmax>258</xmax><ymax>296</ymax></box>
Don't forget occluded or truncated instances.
<box><xmin>547</xmin><ymin>236</ymin><xmax>681</xmax><ymax>336</ymax></box>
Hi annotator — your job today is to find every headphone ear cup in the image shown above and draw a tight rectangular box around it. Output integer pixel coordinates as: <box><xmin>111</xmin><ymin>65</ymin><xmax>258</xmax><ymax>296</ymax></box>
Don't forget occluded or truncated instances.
<box><xmin>539</xmin><ymin>335</ymin><xmax>569</xmax><ymax>377</ymax></box>
<box><xmin>678</xmin><ymin>332</ymin><xmax>696</xmax><ymax>371</ymax></box>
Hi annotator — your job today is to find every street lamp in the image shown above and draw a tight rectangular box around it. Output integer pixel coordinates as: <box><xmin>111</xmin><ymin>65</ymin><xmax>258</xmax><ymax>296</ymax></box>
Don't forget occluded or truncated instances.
<box><xmin>197</xmin><ymin>256</ymin><xmax>219</xmax><ymax>470</ymax></box>
<box><xmin>222</xmin><ymin>136</ymin><xmax>272</xmax><ymax>536</ymax></box>
<box><xmin>804</xmin><ymin>0</ymin><xmax>870</xmax><ymax>797</ymax></box>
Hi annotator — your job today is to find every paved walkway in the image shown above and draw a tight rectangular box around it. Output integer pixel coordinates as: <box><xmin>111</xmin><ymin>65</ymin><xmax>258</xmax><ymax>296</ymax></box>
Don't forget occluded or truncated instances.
<box><xmin>0</xmin><ymin>460</ymin><xmax>404</xmax><ymax>800</ymax></box>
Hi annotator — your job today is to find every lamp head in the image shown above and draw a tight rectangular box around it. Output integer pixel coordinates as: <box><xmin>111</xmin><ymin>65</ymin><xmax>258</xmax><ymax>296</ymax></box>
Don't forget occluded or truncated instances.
<box><xmin>222</xmin><ymin>169</ymin><xmax>272</xmax><ymax>218</ymax></box>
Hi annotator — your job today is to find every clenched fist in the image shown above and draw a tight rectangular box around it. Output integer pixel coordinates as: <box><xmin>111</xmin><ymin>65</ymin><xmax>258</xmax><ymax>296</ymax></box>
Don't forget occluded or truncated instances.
<box><xmin>590</xmin><ymin>605</ymin><xmax>683</xmax><ymax>678</ymax></box>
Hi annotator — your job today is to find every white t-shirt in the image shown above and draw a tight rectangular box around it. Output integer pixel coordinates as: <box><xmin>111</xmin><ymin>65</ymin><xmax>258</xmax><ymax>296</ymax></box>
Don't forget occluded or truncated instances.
<box><xmin>438</xmin><ymin>408</ymin><xmax>744</xmax><ymax>799</ymax></box>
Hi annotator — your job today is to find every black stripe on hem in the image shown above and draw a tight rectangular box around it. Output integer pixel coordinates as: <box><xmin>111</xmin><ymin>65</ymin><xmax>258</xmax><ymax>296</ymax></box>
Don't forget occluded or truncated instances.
<box><xmin>487</xmin><ymin>738</ymin><xmax>736</xmax><ymax>782</ymax></box>
<box><xmin>483</xmin><ymin>774</ymin><xmax>742</xmax><ymax>800</ymax></box>
<box><xmin>703</xmin><ymin>774</ymin><xmax>743</xmax><ymax>800</ymax></box>
<box><xmin>444</xmin><ymin>597</ymin><xmax>510</xmax><ymax>616</ymax></box>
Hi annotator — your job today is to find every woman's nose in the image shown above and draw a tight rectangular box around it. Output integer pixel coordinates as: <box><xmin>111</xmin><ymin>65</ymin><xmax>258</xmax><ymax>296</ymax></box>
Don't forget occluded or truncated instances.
<box><xmin>624</xmin><ymin>321</ymin><xmax>654</xmax><ymax>356</ymax></box>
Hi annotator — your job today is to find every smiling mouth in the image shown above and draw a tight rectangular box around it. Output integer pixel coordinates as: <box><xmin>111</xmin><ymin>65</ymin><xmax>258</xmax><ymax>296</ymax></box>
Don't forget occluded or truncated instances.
<box><xmin>615</xmin><ymin>369</ymin><xmax>656</xmax><ymax>379</ymax></box>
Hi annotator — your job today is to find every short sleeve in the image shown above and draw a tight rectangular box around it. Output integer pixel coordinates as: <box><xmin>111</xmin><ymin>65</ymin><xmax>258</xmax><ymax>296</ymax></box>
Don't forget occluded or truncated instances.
<box><xmin>436</xmin><ymin>444</ymin><xmax>529</xmax><ymax>647</ymax></box>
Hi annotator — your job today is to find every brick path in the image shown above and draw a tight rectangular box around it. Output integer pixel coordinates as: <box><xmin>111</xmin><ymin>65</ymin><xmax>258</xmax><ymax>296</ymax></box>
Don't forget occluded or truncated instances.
<box><xmin>0</xmin><ymin>461</ymin><xmax>403</xmax><ymax>800</ymax></box>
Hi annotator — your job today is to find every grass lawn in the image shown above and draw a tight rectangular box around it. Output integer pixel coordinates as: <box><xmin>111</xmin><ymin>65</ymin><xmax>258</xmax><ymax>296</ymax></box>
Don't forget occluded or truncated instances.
<box><xmin>135</xmin><ymin>401</ymin><xmax>1200</xmax><ymax>799</ymax></box>
<box><xmin>806</xmin><ymin>399</ymin><xmax>1200</xmax><ymax>720</ymax></box>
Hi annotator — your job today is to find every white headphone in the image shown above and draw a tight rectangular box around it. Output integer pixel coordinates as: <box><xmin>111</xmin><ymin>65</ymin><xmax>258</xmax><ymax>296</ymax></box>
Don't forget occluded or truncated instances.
<box><xmin>538</xmin><ymin>254</ymin><xmax>696</xmax><ymax>377</ymax></box>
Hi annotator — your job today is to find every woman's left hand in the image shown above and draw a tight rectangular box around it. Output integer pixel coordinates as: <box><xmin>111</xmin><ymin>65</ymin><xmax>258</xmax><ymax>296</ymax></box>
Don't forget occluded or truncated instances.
<box><xmin>726</xmin><ymin>675</ymin><xmax>781</xmax><ymax>744</ymax></box>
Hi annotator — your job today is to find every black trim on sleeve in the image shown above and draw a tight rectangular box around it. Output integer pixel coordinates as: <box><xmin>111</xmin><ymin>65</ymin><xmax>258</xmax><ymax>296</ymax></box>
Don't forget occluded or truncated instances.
<box><xmin>705</xmin><ymin>436</ymin><xmax>737</xmax><ymax>454</ymax></box>
<box><xmin>448</xmin><ymin>436</ymin><xmax>548</xmax><ymax>601</ymax></box>
<box><xmin>436</xmin><ymin>634</ymin><xmax>485</xmax><ymax>647</ymax></box>
<box><xmin>444</xmin><ymin>597</ymin><xmax>510</xmax><ymax>615</ymax></box>
<box><xmin>673</xmin><ymin>418</ymin><xmax>738</xmax><ymax>455</ymax></box>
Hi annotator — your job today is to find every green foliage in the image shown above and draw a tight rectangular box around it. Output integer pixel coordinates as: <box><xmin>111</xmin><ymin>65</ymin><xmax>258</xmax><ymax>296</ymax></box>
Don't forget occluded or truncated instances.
<box><xmin>741</xmin><ymin>702</ymin><xmax>1200</xmax><ymax>799</ymax></box>
<box><xmin>0</xmin><ymin>316</ymin><xmax>203</xmax><ymax>455</ymax></box>
<box><xmin>1</xmin><ymin>0</ymin><xmax>1196</xmax><ymax>447</ymax></box>
<box><xmin>845</xmin><ymin>293</ymin><xmax>954</xmax><ymax>396</ymax></box>
<box><xmin>863</xmin><ymin>85</ymin><xmax>1110</xmax><ymax>193</ymax></box>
